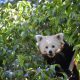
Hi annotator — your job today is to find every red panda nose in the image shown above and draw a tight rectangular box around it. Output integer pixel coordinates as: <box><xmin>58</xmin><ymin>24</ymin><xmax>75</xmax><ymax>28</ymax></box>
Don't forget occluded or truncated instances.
<box><xmin>49</xmin><ymin>50</ymin><xmax>52</xmax><ymax>53</ymax></box>
<box><xmin>49</xmin><ymin>50</ymin><xmax>52</xmax><ymax>55</ymax></box>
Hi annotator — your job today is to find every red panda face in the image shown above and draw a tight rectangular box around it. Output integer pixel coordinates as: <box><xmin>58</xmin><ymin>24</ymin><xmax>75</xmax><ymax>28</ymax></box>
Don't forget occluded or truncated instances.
<box><xmin>35</xmin><ymin>33</ymin><xmax>64</xmax><ymax>58</ymax></box>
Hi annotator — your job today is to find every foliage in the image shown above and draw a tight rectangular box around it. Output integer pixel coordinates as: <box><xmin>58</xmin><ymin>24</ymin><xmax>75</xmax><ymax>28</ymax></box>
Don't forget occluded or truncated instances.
<box><xmin>0</xmin><ymin>0</ymin><xmax>80</xmax><ymax>80</ymax></box>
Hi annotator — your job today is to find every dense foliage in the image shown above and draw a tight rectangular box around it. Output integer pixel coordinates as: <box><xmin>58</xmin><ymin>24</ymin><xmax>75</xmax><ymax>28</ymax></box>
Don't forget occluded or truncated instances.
<box><xmin>0</xmin><ymin>0</ymin><xmax>80</xmax><ymax>80</ymax></box>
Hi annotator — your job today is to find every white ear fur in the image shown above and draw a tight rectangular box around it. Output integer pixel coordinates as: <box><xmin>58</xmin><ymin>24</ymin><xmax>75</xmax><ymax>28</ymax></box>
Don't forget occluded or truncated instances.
<box><xmin>35</xmin><ymin>35</ymin><xmax>43</xmax><ymax>42</ymax></box>
<box><xmin>56</xmin><ymin>33</ymin><xmax>64</xmax><ymax>40</ymax></box>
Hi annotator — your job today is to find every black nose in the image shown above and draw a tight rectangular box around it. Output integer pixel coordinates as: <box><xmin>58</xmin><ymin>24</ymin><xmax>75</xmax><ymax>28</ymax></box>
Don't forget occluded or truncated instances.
<box><xmin>49</xmin><ymin>50</ymin><xmax>52</xmax><ymax>56</ymax></box>
<box><xmin>49</xmin><ymin>50</ymin><xmax>52</xmax><ymax>53</ymax></box>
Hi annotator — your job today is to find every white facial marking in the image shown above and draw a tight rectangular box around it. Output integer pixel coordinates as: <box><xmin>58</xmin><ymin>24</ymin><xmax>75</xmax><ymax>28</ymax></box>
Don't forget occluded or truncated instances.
<box><xmin>35</xmin><ymin>33</ymin><xmax>64</xmax><ymax>58</ymax></box>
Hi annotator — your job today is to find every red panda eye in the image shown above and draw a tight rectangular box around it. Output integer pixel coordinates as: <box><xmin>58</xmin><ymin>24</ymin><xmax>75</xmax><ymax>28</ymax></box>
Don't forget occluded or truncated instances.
<box><xmin>46</xmin><ymin>46</ymin><xmax>48</xmax><ymax>49</ymax></box>
<box><xmin>52</xmin><ymin>45</ymin><xmax>55</xmax><ymax>48</ymax></box>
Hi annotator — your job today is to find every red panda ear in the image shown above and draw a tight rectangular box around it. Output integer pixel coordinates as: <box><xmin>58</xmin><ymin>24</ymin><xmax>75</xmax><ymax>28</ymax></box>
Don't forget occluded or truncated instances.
<box><xmin>35</xmin><ymin>35</ymin><xmax>43</xmax><ymax>42</ymax></box>
<box><xmin>56</xmin><ymin>33</ymin><xmax>64</xmax><ymax>40</ymax></box>
<box><xmin>55</xmin><ymin>33</ymin><xmax>64</xmax><ymax>44</ymax></box>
